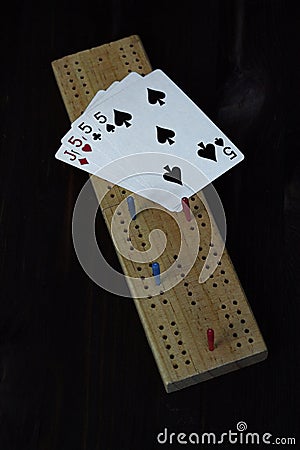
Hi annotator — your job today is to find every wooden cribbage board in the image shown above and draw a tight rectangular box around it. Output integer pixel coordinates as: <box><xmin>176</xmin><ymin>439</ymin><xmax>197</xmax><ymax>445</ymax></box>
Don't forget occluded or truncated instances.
<box><xmin>52</xmin><ymin>34</ymin><xmax>268</xmax><ymax>393</ymax></box>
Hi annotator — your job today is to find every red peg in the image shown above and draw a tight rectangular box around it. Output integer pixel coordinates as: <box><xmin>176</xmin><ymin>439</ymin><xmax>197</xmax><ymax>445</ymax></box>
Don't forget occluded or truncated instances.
<box><xmin>181</xmin><ymin>197</ymin><xmax>191</xmax><ymax>222</ymax></box>
<box><xmin>207</xmin><ymin>328</ymin><xmax>215</xmax><ymax>351</ymax></box>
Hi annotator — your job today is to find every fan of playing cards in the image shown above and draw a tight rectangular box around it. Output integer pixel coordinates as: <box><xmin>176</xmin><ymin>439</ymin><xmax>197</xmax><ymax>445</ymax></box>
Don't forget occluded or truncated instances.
<box><xmin>55</xmin><ymin>70</ymin><xmax>244</xmax><ymax>211</ymax></box>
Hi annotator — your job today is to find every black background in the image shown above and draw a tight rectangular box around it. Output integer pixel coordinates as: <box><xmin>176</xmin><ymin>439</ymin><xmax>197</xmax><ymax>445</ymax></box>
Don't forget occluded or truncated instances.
<box><xmin>1</xmin><ymin>1</ymin><xmax>299</xmax><ymax>449</ymax></box>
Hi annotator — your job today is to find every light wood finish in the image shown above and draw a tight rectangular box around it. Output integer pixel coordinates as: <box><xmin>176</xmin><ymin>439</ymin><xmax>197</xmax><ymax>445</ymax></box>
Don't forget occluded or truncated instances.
<box><xmin>52</xmin><ymin>34</ymin><xmax>267</xmax><ymax>393</ymax></box>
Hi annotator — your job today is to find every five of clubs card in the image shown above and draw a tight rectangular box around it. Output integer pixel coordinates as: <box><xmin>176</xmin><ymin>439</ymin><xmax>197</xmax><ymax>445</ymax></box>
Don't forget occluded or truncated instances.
<box><xmin>55</xmin><ymin>69</ymin><xmax>244</xmax><ymax>211</ymax></box>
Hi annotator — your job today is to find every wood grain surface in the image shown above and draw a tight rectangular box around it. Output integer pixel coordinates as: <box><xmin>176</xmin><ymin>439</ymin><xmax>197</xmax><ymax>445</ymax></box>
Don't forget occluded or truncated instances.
<box><xmin>52</xmin><ymin>35</ymin><xmax>267</xmax><ymax>393</ymax></box>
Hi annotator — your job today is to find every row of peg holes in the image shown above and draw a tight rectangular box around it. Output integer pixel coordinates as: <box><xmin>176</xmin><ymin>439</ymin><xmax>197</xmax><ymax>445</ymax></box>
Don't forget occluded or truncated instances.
<box><xmin>119</xmin><ymin>45</ymin><xmax>145</xmax><ymax>75</ymax></box>
<box><xmin>62</xmin><ymin>43</ymin><xmax>144</xmax><ymax>101</ymax></box>
<box><xmin>223</xmin><ymin>301</ymin><xmax>254</xmax><ymax>345</ymax></box>
<box><xmin>110</xmin><ymin>186</ymin><xmax>216</xmax><ymax>286</ymax></box>
<box><xmin>63</xmin><ymin>61</ymin><xmax>90</xmax><ymax>98</ymax></box>
<box><xmin>107</xmin><ymin>185</ymin><xmax>254</xmax><ymax>355</ymax></box>
<box><xmin>158</xmin><ymin>321</ymin><xmax>189</xmax><ymax>369</ymax></box>
<box><xmin>151</xmin><ymin>296</ymin><xmax>254</xmax><ymax>355</ymax></box>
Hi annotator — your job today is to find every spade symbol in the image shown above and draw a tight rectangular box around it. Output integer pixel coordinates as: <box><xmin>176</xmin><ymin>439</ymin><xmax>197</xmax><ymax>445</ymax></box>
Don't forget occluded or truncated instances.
<box><xmin>156</xmin><ymin>126</ymin><xmax>175</xmax><ymax>145</ymax></box>
<box><xmin>106</xmin><ymin>123</ymin><xmax>115</xmax><ymax>133</ymax></box>
<box><xmin>215</xmin><ymin>137</ymin><xmax>224</xmax><ymax>146</ymax></box>
<box><xmin>197</xmin><ymin>142</ymin><xmax>217</xmax><ymax>162</ymax></box>
<box><xmin>147</xmin><ymin>88</ymin><xmax>166</xmax><ymax>106</ymax></box>
<box><xmin>113</xmin><ymin>109</ymin><xmax>132</xmax><ymax>127</ymax></box>
<box><xmin>163</xmin><ymin>165</ymin><xmax>183</xmax><ymax>185</ymax></box>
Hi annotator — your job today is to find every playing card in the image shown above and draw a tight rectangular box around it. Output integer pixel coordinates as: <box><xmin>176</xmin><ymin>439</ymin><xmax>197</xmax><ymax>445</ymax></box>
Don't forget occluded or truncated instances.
<box><xmin>84</xmin><ymin>81</ymin><xmax>119</xmax><ymax>113</ymax></box>
<box><xmin>58</xmin><ymin>72</ymin><xmax>148</xmax><ymax>192</ymax></box>
<box><xmin>80</xmin><ymin>69</ymin><xmax>244</xmax><ymax>209</ymax></box>
<box><xmin>55</xmin><ymin>140</ymin><xmax>152</xmax><ymax>194</ymax></box>
<box><xmin>56</xmin><ymin>69</ymin><xmax>244</xmax><ymax>211</ymax></box>
<box><xmin>73</xmin><ymin>71</ymin><xmax>142</xmax><ymax>128</ymax></box>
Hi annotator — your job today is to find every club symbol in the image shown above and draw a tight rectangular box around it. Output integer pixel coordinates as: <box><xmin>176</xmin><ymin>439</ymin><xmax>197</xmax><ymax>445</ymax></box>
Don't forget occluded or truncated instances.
<box><xmin>93</xmin><ymin>133</ymin><xmax>102</xmax><ymax>141</ymax></box>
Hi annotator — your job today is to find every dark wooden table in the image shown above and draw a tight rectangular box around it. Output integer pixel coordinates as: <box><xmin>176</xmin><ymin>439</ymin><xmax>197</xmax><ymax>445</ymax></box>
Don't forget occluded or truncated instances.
<box><xmin>1</xmin><ymin>1</ymin><xmax>299</xmax><ymax>449</ymax></box>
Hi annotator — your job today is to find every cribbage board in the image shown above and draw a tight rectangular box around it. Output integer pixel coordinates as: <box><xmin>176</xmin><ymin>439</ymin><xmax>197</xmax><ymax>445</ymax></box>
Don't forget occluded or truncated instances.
<box><xmin>52</xmin><ymin>34</ymin><xmax>268</xmax><ymax>393</ymax></box>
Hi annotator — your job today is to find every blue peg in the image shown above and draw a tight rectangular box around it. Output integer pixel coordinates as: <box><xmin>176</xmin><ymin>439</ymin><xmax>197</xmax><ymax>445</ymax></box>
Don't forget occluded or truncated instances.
<box><xmin>152</xmin><ymin>262</ymin><xmax>161</xmax><ymax>286</ymax></box>
<box><xmin>127</xmin><ymin>196</ymin><xmax>136</xmax><ymax>220</ymax></box>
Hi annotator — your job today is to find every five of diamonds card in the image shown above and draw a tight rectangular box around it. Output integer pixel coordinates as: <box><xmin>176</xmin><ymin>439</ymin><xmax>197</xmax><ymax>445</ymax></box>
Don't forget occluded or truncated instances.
<box><xmin>55</xmin><ymin>69</ymin><xmax>244</xmax><ymax>211</ymax></box>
